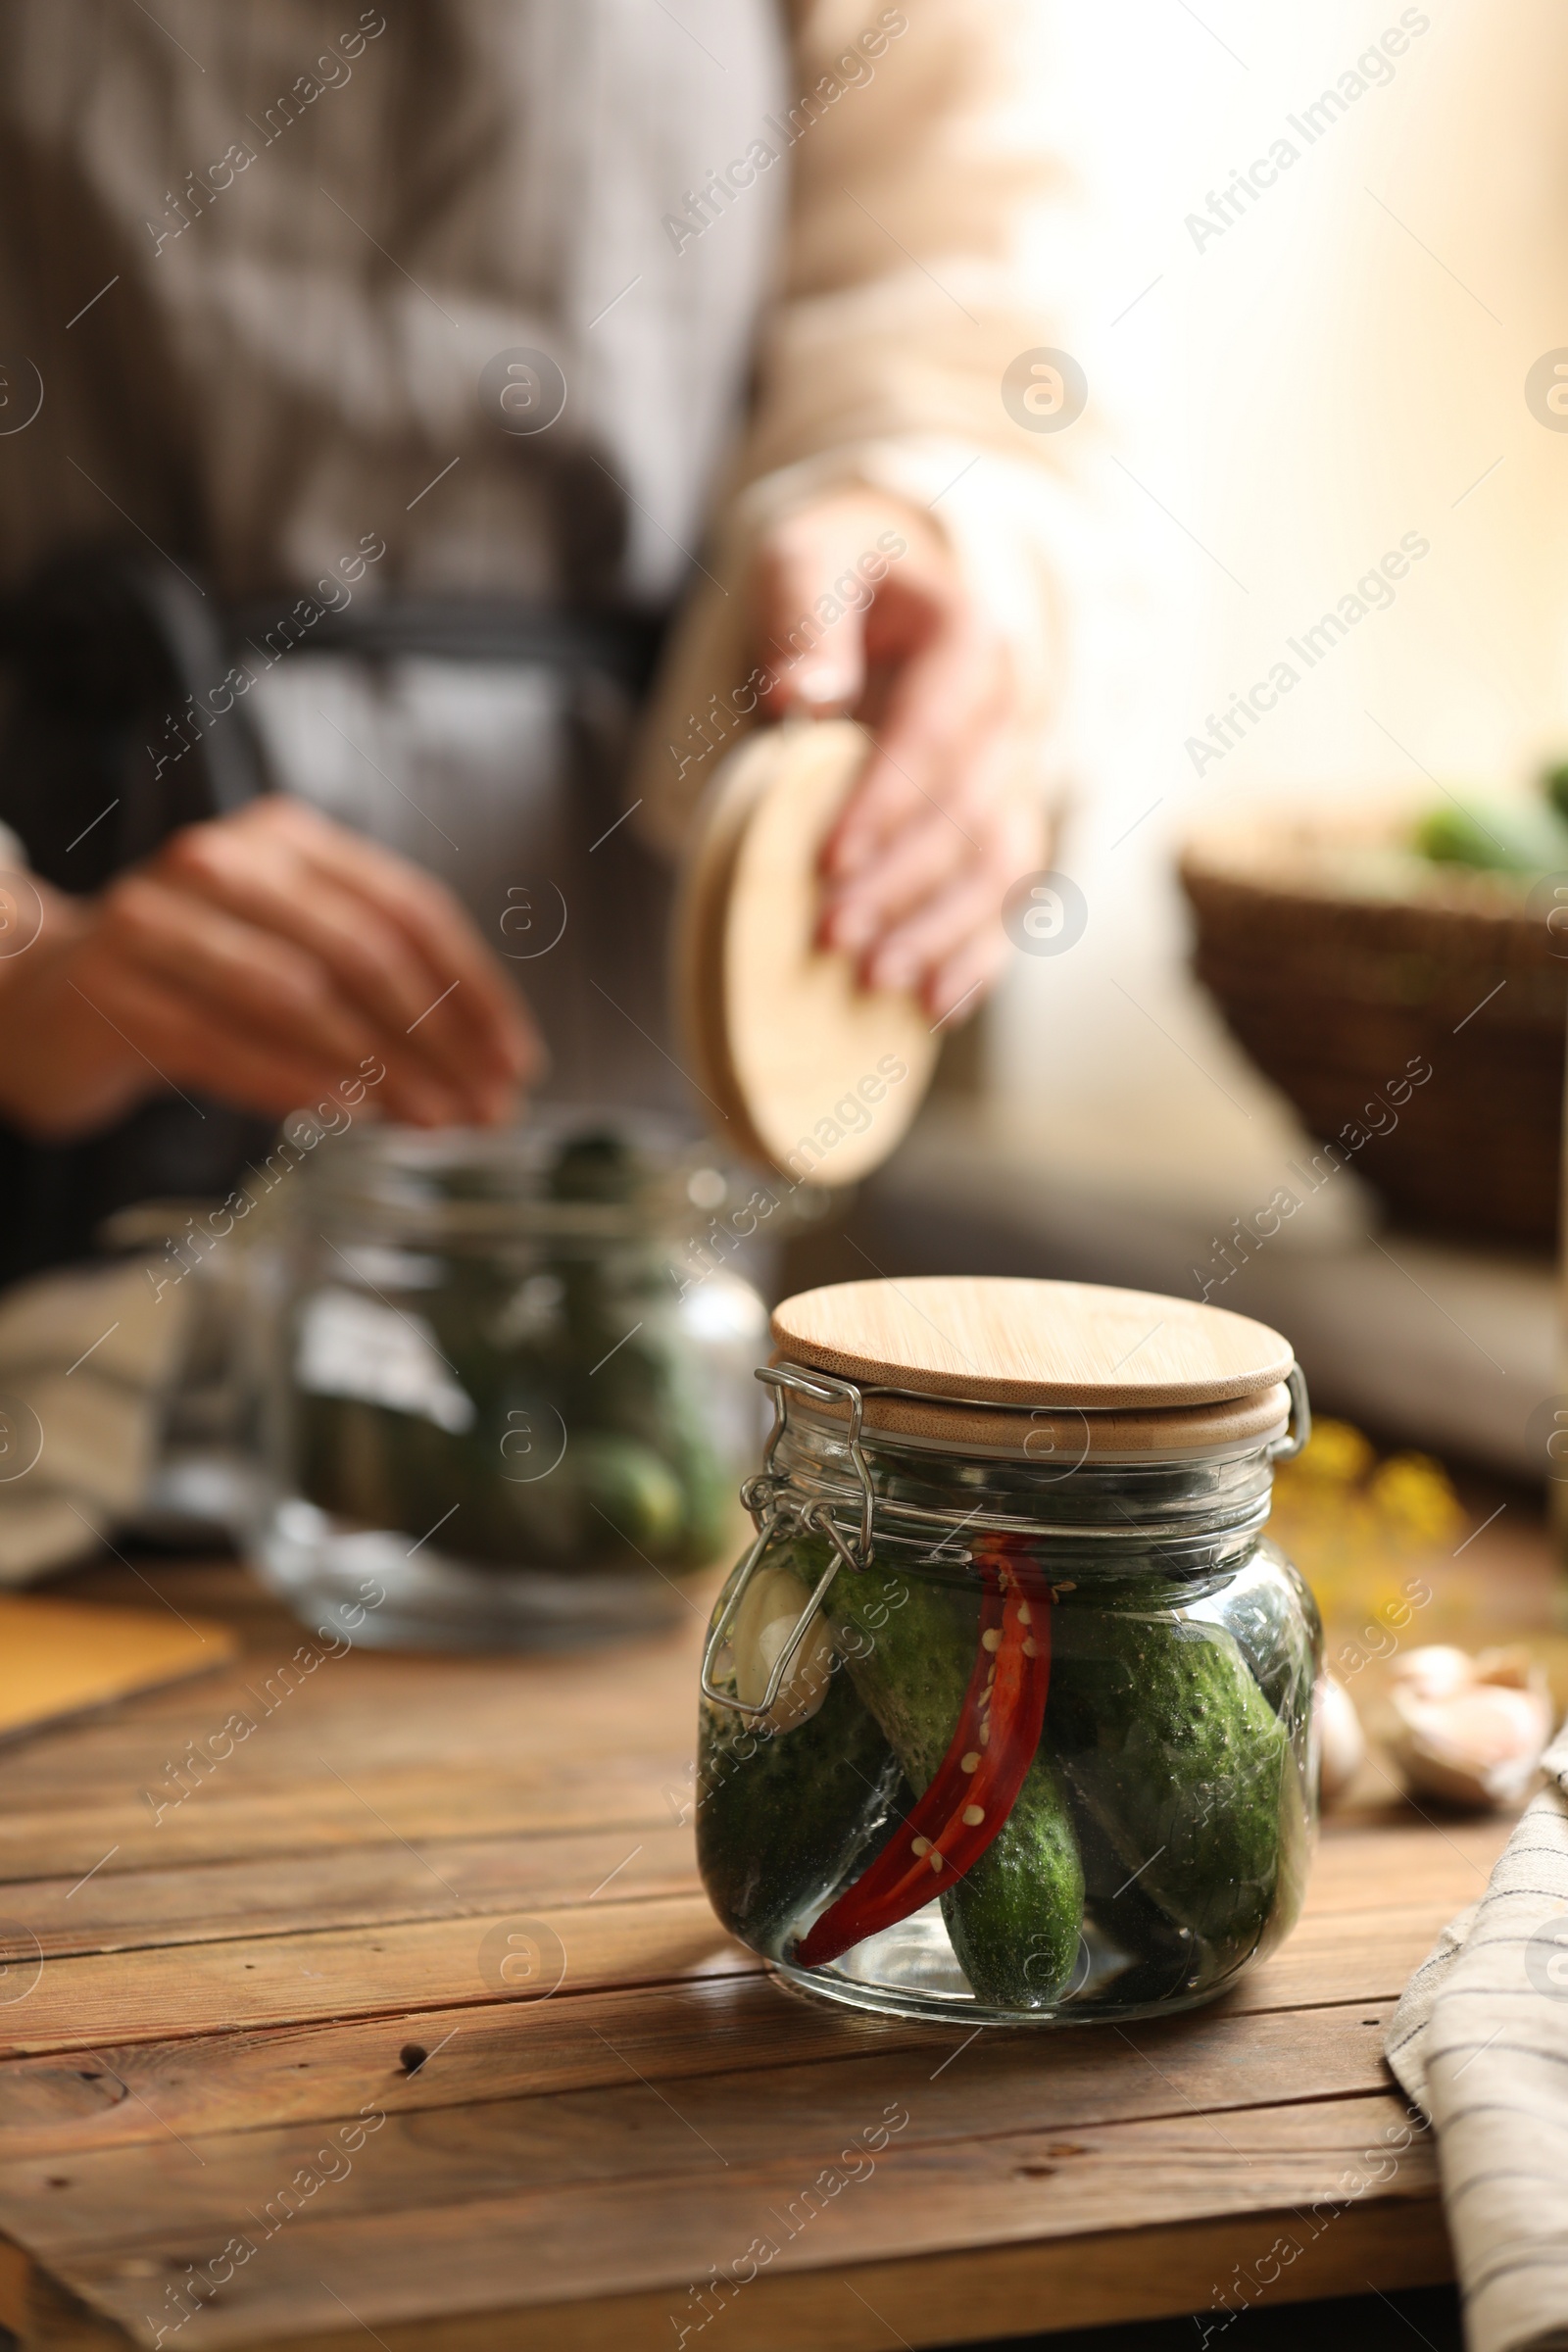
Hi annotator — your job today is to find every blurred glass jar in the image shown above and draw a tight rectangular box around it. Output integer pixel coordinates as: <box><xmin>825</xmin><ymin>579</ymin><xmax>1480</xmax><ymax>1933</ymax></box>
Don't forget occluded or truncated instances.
<box><xmin>253</xmin><ymin>1117</ymin><xmax>781</xmax><ymax>1648</ymax></box>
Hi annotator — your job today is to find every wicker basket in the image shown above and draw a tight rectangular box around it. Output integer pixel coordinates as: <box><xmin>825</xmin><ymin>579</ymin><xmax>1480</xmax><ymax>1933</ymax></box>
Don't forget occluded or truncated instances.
<box><xmin>1179</xmin><ymin>805</ymin><xmax>1566</xmax><ymax>1249</ymax></box>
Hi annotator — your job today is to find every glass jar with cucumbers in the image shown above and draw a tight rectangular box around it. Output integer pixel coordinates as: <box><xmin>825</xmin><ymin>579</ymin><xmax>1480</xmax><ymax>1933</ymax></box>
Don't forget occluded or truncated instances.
<box><xmin>254</xmin><ymin>1116</ymin><xmax>777</xmax><ymax>1648</ymax></box>
<box><xmin>697</xmin><ymin>1275</ymin><xmax>1320</xmax><ymax>2026</ymax></box>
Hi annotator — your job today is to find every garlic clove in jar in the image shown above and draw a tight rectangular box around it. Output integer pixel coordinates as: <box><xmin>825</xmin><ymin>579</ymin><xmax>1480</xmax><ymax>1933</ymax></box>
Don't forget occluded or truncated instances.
<box><xmin>729</xmin><ymin>1563</ymin><xmax>836</xmax><ymax>1731</ymax></box>
<box><xmin>1316</xmin><ymin>1674</ymin><xmax>1366</xmax><ymax>1807</ymax></box>
<box><xmin>1387</xmin><ymin>1643</ymin><xmax>1554</xmax><ymax>1809</ymax></box>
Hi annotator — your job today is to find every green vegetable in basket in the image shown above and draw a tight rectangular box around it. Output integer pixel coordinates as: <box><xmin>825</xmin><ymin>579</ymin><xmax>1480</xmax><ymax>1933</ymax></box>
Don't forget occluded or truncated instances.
<box><xmin>1414</xmin><ymin>797</ymin><xmax>1568</xmax><ymax>875</ymax></box>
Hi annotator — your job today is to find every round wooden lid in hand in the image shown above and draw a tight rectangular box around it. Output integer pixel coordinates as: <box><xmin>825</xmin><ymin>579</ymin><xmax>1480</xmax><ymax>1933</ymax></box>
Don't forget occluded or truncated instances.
<box><xmin>673</xmin><ymin>721</ymin><xmax>939</xmax><ymax>1182</ymax></box>
<box><xmin>770</xmin><ymin>1275</ymin><xmax>1295</xmax><ymax>1409</ymax></box>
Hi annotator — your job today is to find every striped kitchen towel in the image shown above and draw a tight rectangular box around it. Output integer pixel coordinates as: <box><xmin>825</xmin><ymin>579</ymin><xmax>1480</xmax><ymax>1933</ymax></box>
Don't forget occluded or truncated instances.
<box><xmin>1386</xmin><ymin>1722</ymin><xmax>1568</xmax><ymax>2352</ymax></box>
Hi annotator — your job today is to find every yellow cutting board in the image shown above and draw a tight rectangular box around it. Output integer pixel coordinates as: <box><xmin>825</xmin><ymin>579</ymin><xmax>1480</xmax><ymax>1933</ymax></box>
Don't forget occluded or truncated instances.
<box><xmin>0</xmin><ymin>1594</ymin><xmax>237</xmax><ymax>1740</ymax></box>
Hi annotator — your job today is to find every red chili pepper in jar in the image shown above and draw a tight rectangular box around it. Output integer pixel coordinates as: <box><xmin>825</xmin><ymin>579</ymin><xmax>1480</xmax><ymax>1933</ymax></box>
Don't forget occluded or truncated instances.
<box><xmin>796</xmin><ymin>1551</ymin><xmax>1052</xmax><ymax>1968</ymax></box>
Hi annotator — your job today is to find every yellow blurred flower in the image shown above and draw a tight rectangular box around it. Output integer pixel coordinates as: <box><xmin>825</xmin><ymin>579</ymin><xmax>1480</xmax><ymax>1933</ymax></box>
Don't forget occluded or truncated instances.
<box><xmin>1284</xmin><ymin>1418</ymin><xmax>1374</xmax><ymax>1488</ymax></box>
<box><xmin>1368</xmin><ymin>1454</ymin><xmax>1465</xmax><ymax>1544</ymax></box>
<box><xmin>1269</xmin><ymin>1419</ymin><xmax>1464</xmax><ymax>1622</ymax></box>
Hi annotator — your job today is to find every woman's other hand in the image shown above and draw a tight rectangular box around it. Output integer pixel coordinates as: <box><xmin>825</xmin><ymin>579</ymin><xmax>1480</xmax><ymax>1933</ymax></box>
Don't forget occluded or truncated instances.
<box><xmin>0</xmin><ymin>798</ymin><xmax>540</xmax><ymax>1141</ymax></box>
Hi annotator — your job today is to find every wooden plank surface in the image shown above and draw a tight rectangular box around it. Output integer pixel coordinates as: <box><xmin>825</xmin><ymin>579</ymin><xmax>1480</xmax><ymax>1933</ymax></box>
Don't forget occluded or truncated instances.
<box><xmin>0</xmin><ymin>1554</ymin><xmax>1519</xmax><ymax>2352</ymax></box>
<box><xmin>24</xmin><ymin>2095</ymin><xmax>1444</xmax><ymax>2349</ymax></box>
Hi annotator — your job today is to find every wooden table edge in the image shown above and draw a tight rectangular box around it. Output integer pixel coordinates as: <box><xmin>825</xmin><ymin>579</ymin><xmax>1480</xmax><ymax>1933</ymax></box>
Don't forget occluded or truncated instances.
<box><xmin>6</xmin><ymin>2188</ymin><xmax>1453</xmax><ymax>2352</ymax></box>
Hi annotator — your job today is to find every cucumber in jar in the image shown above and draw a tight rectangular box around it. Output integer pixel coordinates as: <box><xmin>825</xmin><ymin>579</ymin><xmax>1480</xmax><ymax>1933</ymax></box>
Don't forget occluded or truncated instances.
<box><xmin>1050</xmin><ymin>1592</ymin><xmax>1303</xmax><ymax>1982</ymax></box>
<box><xmin>527</xmin><ymin>1130</ymin><xmax>733</xmax><ymax>1566</ymax></box>
<box><xmin>820</xmin><ymin>1550</ymin><xmax>1085</xmax><ymax>2007</ymax></box>
<box><xmin>697</xmin><ymin>1544</ymin><xmax>908</xmax><ymax>1952</ymax></box>
<box><xmin>315</xmin><ymin>1128</ymin><xmax>733</xmax><ymax>1572</ymax></box>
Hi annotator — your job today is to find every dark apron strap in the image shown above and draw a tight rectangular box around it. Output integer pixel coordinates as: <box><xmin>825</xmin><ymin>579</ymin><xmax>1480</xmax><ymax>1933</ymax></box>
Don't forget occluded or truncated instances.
<box><xmin>227</xmin><ymin>595</ymin><xmax>666</xmax><ymax>691</ymax></box>
<box><xmin>0</xmin><ymin>543</ymin><xmax>276</xmax><ymax>1284</ymax></box>
<box><xmin>0</xmin><ymin>541</ymin><xmax>270</xmax><ymax>891</ymax></box>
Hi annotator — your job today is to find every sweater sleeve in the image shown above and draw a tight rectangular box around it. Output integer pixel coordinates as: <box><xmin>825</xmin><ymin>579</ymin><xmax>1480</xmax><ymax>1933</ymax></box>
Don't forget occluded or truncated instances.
<box><xmin>633</xmin><ymin>0</ymin><xmax>1100</xmax><ymax>855</ymax></box>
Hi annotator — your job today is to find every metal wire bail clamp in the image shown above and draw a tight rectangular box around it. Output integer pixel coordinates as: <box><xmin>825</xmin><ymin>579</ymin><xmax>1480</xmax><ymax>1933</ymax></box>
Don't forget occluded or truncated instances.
<box><xmin>699</xmin><ymin>1364</ymin><xmax>875</xmax><ymax>1722</ymax></box>
<box><xmin>699</xmin><ymin>1357</ymin><xmax>1311</xmax><ymax>1721</ymax></box>
<box><xmin>1269</xmin><ymin>1363</ymin><xmax>1311</xmax><ymax>1462</ymax></box>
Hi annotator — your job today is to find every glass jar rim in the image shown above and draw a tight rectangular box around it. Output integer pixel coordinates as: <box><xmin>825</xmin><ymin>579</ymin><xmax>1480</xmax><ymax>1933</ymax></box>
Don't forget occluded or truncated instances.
<box><xmin>288</xmin><ymin>1110</ymin><xmax>830</xmax><ymax>1245</ymax></box>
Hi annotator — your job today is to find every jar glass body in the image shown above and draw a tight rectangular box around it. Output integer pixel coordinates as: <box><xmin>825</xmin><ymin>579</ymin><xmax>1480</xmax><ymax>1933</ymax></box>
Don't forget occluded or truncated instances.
<box><xmin>698</xmin><ymin>1397</ymin><xmax>1321</xmax><ymax>2026</ymax></box>
<box><xmin>253</xmin><ymin>1119</ymin><xmax>766</xmax><ymax>1648</ymax></box>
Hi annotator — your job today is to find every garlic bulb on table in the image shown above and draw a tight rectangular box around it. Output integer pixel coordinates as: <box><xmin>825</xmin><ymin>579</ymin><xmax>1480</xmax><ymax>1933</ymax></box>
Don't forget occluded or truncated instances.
<box><xmin>1386</xmin><ymin>1644</ymin><xmax>1554</xmax><ymax>1810</ymax></box>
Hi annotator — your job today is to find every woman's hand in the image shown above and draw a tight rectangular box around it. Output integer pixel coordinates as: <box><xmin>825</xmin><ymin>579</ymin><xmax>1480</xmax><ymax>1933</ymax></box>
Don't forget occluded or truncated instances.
<box><xmin>0</xmin><ymin>798</ymin><xmax>540</xmax><ymax>1142</ymax></box>
<box><xmin>749</xmin><ymin>488</ymin><xmax>1042</xmax><ymax>1027</ymax></box>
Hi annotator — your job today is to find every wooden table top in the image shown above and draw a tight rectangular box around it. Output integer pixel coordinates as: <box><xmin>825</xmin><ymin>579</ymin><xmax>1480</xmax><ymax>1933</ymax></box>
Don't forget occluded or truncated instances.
<box><xmin>0</xmin><ymin>1554</ymin><xmax>1521</xmax><ymax>2352</ymax></box>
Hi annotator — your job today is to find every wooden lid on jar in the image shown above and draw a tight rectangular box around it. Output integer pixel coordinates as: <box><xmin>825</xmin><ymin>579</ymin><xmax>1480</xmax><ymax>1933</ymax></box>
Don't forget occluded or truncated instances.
<box><xmin>673</xmin><ymin>720</ymin><xmax>939</xmax><ymax>1182</ymax></box>
<box><xmin>771</xmin><ymin>1276</ymin><xmax>1295</xmax><ymax>1444</ymax></box>
<box><xmin>781</xmin><ymin>1382</ymin><xmax>1292</xmax><ymax>1460</ymax></box>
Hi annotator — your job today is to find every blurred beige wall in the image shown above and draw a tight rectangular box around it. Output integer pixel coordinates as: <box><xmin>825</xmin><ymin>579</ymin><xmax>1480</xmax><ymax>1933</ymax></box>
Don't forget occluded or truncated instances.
<box><xmin>992</xmin><ymin>0</ymin><xmax>1568</xmax><ymax>1165</ymax></box>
